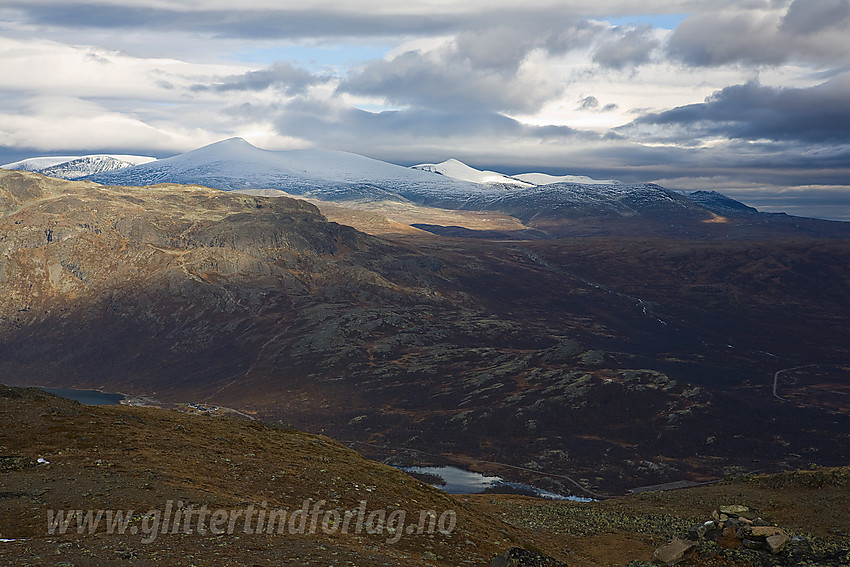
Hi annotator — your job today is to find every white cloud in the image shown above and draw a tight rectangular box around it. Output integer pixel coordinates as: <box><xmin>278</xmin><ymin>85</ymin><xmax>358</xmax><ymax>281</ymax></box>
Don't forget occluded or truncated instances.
<box><xmin>0</xmin><ymin>96</ymin><xmax>217</xmax><ymax>153</ymax></box>
<box><xmin>0</xmin><ymin>37</ymin><xmax>248</xmax><ymax>99</ymax></box>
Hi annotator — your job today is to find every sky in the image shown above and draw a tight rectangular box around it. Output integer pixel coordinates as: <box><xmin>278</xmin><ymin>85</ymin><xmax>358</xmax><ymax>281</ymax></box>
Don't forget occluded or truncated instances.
<box><xmin>1</xmin><ymin>0</ymin><xmax>849</xmax><ymax>219</ymax></box>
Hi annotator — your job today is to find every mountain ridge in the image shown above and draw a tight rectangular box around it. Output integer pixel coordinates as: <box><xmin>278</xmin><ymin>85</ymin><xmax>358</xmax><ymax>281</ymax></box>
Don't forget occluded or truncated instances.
<box><xmin>8</xmin><ymin>138</ymin><xmax>850</xmax><ymax>239</ymax></box>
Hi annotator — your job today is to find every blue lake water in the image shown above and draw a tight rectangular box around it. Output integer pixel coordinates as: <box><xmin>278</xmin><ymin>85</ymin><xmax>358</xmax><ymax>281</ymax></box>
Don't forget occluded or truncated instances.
<box><xmin>400</xmin><ymin>465</ymin><xmax>594</xmax><ymax>501</ymax></box>
<box><xmin>36</xmin><ymin>387</ymin><xmax>124</xmax><ymax>405</ymax></box>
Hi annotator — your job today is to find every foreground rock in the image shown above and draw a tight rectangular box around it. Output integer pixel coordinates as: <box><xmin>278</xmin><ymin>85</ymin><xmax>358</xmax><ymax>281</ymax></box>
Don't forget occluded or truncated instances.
<box><xmin>651</xmin><ymin>538</ymin><xmax>697</xmax><ymax>565</ymax></box>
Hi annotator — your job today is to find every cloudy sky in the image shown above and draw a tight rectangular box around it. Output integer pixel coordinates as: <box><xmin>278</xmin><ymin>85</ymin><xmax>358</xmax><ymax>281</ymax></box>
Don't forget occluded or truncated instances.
<box><xmin>2</xmin><ymin>0</ymin><xmax>850</xmax><ymax>219</ymax></box>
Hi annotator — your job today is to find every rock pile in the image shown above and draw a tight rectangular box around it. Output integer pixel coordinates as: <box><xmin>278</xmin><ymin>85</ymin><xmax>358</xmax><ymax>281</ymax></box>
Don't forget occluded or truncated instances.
<box><xmin>651</xmin><ymin>504</ymin><xmax>800</xmax><ymax>565</ymax></box>
<box><xmin>700</xmin><ymin>505</ymin><xmax>791</xmax><ymax>554</ymax></box>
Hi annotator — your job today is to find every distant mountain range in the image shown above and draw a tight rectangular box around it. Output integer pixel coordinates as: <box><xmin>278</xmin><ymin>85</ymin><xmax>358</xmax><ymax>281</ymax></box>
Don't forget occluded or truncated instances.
<box><xmin>74</xmin><ymin>138</ymin><xmax>742</xmax><ymax>224</ymax></box>
<box><xmin>5</xmin><ymin>138</ymin><xmax>847</xmax><ymax>238</ymax></box>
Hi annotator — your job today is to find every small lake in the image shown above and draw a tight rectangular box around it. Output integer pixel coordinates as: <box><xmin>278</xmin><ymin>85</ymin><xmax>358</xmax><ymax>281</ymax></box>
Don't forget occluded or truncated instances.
<box><xmin>400</xmin><ymin>465</ymin><xmax>594</xmax><ymax>501</ymax></box>
<box><xmin>35</xmin><ymin>387</ymin><xmax>124</xmax><ymax>405</ymax></box>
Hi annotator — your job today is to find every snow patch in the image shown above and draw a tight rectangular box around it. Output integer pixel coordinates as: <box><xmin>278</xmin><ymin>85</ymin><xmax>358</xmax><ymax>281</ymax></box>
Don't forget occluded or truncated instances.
<box><xmin>411</xmin><ymin>158</ymin><xmax>534</xmax><ymax>188</ymax></box>
<box><xmin>515</xmin><ymin>172</ymin><xmax>620</xmax><ymax>186</ymax></box>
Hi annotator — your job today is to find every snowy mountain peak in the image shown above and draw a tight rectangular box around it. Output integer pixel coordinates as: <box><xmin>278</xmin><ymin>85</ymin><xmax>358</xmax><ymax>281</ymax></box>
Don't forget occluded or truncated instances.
<box><xmin>202</xmin><ymin>137</ymin><xmax>256</xmax><ymax>150</ymax></box>
<box><xmin>176</xmin><ymin>137</ymin><xmax>274</xmax><ymax>161</ymax></box>
<box><xmin>411</xmin><ymin>159</ymin><xmax>535</xmax><ymax>188</ymax></box>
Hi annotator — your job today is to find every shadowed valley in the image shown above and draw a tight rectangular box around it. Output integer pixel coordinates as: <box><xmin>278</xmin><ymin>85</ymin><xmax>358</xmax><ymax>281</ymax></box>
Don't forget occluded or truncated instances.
<box><xmin>2</xmin><ymin>169</ymin><xmax>849</xmax><ymax>498</ymax></box>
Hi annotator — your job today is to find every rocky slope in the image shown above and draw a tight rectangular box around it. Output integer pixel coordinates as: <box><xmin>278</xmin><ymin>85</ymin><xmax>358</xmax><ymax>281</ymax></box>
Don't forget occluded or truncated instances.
<box><xmin>0</xmin><ymin>385</ymin><xmax>519</xmax><ymax>566</ymax></box>
<box><xmin>1</xmin><ymin>386</ymin><xmax>848</xmax><ymax>566</ymax></box>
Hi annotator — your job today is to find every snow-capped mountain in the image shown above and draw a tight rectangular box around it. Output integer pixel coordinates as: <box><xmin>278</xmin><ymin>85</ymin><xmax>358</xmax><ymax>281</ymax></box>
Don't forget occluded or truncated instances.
<box><xmin>2</xmin><ymin>154</ymin><xmax>156</xmax><ymax>180</ymax></box>
<box><xmin>411</xmin><ymin>159</ymin><xmax>535</xmax><ymax>188</ymax></box>
<box><xmin>89</xmin><ymin>138</ymin><xmax>486</xmax><ymax>202</ymax></box>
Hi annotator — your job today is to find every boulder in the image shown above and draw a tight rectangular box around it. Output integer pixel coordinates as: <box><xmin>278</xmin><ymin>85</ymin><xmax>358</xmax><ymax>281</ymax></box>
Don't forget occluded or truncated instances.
<box><xmin>651</xmin><ymin>538</ymin><xmax>697</xmax><ymax>565</ymax></box>
<box><xmin>766</xmin><ymin>532</ymin><xmax>791</xmax><ymax>554</ymax></box>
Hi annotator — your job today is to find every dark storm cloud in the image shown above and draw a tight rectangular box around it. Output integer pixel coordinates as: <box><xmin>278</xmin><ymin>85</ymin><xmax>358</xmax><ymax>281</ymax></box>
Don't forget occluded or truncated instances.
<box><xmin>667</xmin><ymin>12</ymin><xmax>787</xmax><ymax>66</ymax></box>
<box><xmin>6</xmin><ymin>2</ymin><xmax>460</xmax><ymax>38</ymax></box>
<box><xmin>451</xmin><ymin>26</ymin><xmax>540</xmax><ymax>72</ymax></box>
<box><xmin>668</xmin><ymin>0</ymin><xmax>850</xmax><ymax>66</ymax></box>
<box><xmin>577</xmin><ymin>96</ymin><xmax>619</xmax><ymax>112</ymax></box>
<box><xmin>542</xmin><ymin>19</ymin><xmax>609</xmax><ymax>53</ymax></box>
<box><xmin>6</xmin><ymin>2</ymin><xmax>613</xmax><ymax>42</ymax></box>
<box><xmin>337</xmin><ymin>20</ymin><xmax>661</xmax><ymax>114</ymax></box>
<box><xmin>548</xmin><ymin>137</ymin><xmax>850</xmax><ymax>190</ymax></box>
<box><xmin>592</xmin><ymin>24</ymin><xmax>659</xmax><ymax>69</ymax></box>
<box><xmin>273</xmin><ymin>98</ymin><xmax>580</xmax><ymax>146</ymax></box>
<box><xmin>338</xmin><ymin>36</ymin><xmax>563</xmax><ymax>113</ymax></box>
<box><xmin>11</xmin><ymin>1</ymin><xmax>663</xmax><ymax>73</ymax></box>
<box><xmin>622</xmin><ymin>74</ymin><xmax>850</xmax><ymax>145</ymax></box>
<box><xmin>730</xmin><ymin>188</ymin><xmax>850</xmax><ymax>221</ymax></box>
<box><xmin>192</xmin><ymin>62</ymin><xmax>331</xmax><ymax>95</ymax></box>
<box><xmin>781</xmin><ymin>0</ymin><xmax>850</xmax><ymax>34</ymax></box>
